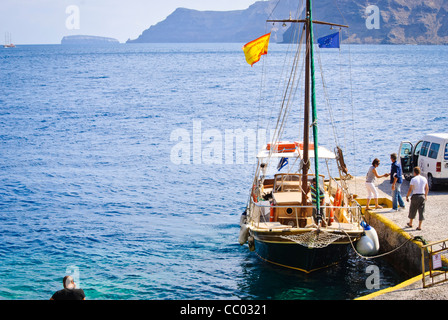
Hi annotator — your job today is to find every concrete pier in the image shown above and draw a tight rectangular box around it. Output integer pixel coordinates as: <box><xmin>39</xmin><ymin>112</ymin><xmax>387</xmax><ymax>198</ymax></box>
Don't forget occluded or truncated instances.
<box><xmin>345</xmin><ymin>176</ymin><xmax>448</xmax><ymax>300</ymax></box>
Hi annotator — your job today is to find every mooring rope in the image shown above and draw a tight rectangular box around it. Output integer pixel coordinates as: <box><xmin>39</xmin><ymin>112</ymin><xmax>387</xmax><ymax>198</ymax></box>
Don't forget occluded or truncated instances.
<box><xmin>342</xmin><ymin>228</ymin><xmax>428</xmax><ymax>260</ymax></box>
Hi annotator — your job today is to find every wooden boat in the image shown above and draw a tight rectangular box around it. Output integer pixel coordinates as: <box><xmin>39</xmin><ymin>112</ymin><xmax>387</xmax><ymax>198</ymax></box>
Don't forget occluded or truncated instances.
<box><xmin>239</xmin><ymin>0</ymin><xmax>368</xmax><ymax>273</ymax></box>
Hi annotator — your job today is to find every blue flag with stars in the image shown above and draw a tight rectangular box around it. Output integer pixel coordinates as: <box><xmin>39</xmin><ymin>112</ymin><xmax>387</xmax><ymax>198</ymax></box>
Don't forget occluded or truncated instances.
<box><xmin>317</xmin><ymin>32</ymin><xmax>340</xmax><ymax>48</ymax></box>
<box><xmin>277</xmin><ymin>157</ymin><xmax>288</xmax><ymax>171</ymax></box>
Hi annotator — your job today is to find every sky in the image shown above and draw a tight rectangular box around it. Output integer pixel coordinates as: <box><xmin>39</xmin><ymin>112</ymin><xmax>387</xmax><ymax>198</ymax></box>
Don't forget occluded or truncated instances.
<box><xmin>0</xmin><ymin>0</ymin><xmax>260</xmax><ymax>44</ymax></box>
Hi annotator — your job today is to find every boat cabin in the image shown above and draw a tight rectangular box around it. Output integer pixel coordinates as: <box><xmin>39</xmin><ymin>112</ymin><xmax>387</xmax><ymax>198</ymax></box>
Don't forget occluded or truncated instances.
<box><xmin>251</xmin><ymin>142</ymin><xmax>349</xmax><ymax>228</ymax></box>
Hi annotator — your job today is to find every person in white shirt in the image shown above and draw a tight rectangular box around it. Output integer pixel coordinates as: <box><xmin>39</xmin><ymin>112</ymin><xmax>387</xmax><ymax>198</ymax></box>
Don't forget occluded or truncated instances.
<box><xmin>405</xmin><ymin>166</ymin><xmax>429</xmax><ymax>231</ymax></box>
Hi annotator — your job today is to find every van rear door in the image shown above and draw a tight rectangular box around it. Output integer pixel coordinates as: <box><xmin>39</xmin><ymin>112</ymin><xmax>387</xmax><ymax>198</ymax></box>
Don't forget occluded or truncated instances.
<box><xmin>443</xmin><ymin>142</ymin><xmax>448</xmax><ymax>175</ymax></box>
<box><xmin>399</xmin><ymin>141</ymin><xmax>413</xmax><ymax>180</ymax></box>
<box><xmin>428</xmin><ymin>142</ymin><xmax>442</xmax><ymax>177</ymax></box>
<box><xmin>418</xmin><ymin>141</ymin><xmax>431</xmax><ymax>178</ymax></box>
<box><xmin>412</xmin><ymin>140</ymin><xmax>423</xmax><ymax>169</ymax></box>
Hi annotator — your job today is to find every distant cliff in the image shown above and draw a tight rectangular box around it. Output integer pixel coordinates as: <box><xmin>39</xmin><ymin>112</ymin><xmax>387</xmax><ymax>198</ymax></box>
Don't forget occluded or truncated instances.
<box><xmin>127</xmin><ymin>1</ymin><xmax>296</xmax><ymax>43</ymax></box>
<box><xmin>61</xmin><ymin>35</ymin><xmax>120</xmax><ymax>45</ymax></box>
<box><xmin>127</xmin><ymin>0</ymin><xmax>448</xmax><ymax>45</ymax></box>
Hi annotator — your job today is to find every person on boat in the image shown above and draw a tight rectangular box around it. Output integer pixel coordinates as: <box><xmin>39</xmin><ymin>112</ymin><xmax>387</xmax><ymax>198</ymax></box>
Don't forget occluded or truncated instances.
<box><xmin>390</xmin><ymin>153</ymin><xmax>406</xmax><ymax>211</ymax></box>
<box><xmin>405</xmin><ymin>166</ymin><xmax>428</xmax><ymax>231</ymax></box>
<box><xmin>50</xmin><ymin>275</ymin><xmax>86</xmax><ymax>300</ymax></box>
<box><xmin>365</xmin><ymin>158</ymin><xmax>389</xmax><ymax>210</ymax></box>
<box><xmin>311</xmin><ymin>178</ymin><xmax>325</xmax><ymax>224</ymax></box>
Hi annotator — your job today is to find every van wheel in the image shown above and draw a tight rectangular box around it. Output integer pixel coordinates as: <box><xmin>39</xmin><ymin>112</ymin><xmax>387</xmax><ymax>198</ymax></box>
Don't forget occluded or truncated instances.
<box><xmin>428</xmin><ymin>174</ymin><xmax>437</xmax><ymax>191</ymax></box>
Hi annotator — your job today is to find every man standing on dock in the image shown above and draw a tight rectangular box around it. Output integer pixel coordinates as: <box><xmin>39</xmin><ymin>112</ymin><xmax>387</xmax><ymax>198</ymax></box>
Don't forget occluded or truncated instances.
<box><xmin>405</xmin><ymin>166</ymin><xmax>428</xmax><ymax>231</ymax></box>
<box><xmin>390</xmin><ymin>153</ymin><xmax>405</xmax><ymax>211</ymax></box>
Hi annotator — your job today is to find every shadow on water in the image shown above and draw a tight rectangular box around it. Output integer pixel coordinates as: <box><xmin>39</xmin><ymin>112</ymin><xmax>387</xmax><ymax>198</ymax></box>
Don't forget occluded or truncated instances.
<box><xmin>237</xmin><ymin>248</ymin><xmax>406</xmax><ymax>300</ymax></box>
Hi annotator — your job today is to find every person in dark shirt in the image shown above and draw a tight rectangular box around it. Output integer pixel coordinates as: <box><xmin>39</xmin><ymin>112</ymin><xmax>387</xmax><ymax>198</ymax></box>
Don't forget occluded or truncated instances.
<box><xmin>311</xmin><ymin>178</ymin><xmax>325</xmax><ymax>224</ymax></box>
<box><xmin>50</xmin><ymin>275</ymin><xmax>86</xmax><ymax>300</ymax></box>
<box><xmin>390</xmin><ymin>153</ymin><xmax>405</xmax><ymax>211</ymax></box>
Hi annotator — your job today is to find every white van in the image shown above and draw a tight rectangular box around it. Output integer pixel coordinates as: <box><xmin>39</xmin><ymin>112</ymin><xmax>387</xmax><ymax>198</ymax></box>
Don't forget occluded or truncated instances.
<box><xmin>399</xmin><ymin>133</ymin><xmax>448</xmax><ymax>190</ymax></box>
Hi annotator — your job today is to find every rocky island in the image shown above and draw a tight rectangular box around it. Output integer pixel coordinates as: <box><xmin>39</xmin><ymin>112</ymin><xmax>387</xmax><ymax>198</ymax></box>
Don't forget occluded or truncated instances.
<box><xmin>61</xmin><ymin>35</ymin><xmax>120</xmax><ymax>45</ymax></box>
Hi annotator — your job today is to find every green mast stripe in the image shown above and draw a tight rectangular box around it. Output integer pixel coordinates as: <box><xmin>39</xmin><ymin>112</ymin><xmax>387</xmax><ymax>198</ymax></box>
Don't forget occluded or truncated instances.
<box><xmin>308</xmin><ymin>0</ymin><xmax>321</xmax><ymax>222</ymax></box>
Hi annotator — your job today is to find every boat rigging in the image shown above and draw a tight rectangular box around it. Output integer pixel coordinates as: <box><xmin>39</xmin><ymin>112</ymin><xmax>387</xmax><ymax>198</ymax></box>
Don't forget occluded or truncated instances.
<box><xmin>239</xmin><ymin>0</ymin><xmax>378</xmax><ymax>273</ymax></box>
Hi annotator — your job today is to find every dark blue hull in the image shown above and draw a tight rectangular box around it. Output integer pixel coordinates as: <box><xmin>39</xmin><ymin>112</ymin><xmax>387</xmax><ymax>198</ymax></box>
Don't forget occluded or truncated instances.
<box><xmin>253</xmin><ymin>236</ymin><xmax>353</xmax><ymax>273</ymax></box>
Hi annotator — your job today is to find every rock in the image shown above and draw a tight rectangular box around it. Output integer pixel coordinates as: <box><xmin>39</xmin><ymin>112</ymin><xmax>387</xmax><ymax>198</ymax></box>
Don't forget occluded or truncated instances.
<box><xmin>61</xmin><ymin>35</ymin><xmax>120</xmax><ymax>45</ymax></box>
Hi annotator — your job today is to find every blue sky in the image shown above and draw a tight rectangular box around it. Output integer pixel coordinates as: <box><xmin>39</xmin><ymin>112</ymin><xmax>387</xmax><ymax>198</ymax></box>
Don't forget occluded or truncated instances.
<box><xmin>0</xmin><ymin>0</ymin><xmax>260</xmax><ymax>44</ymax></box>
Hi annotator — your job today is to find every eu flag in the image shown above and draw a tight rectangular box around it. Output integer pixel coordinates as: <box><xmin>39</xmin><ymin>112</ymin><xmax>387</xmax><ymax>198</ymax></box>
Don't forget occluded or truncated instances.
<box><xmin>277</xmin><ymin>157</ymin><xmax>288</xmax><ymax>171</ymax></box>
<box><xmin>317</xmin><ymin>32</ymin><xmax>340</xmax><ymax>48</ymax></box>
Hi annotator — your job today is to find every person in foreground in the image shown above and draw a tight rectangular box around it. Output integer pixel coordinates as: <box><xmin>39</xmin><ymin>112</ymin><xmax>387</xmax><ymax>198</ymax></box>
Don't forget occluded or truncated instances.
<box><xmin>50</xmin><ymin>275</ymin><xmax>86</xmax><ymax>300</ymax></box>
<box><xmin>405</xmin><ymin>166</ymin><xmax>429</xmax><ymax>231</ymax></box>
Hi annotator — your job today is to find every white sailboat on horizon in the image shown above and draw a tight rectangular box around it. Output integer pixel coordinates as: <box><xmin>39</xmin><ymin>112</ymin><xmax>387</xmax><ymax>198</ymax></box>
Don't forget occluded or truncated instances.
<box><xmin>4</xmin><ymin>32</ymin><xmax>16</xmax><ymax>48</ymax></box>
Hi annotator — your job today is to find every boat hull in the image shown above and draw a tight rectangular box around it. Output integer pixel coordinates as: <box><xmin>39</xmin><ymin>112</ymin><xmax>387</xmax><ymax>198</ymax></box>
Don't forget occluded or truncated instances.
<box><xmin>252</xmin><ymin>232</ymin><xmax>356</xmax><ymax>273</ymax></box>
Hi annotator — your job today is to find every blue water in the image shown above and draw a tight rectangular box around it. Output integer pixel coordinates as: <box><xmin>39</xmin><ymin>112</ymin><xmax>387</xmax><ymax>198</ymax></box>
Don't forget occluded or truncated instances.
<box><xmin>1</xmin><ymin>43</ymin><xmax>447</xmax><ymax>300</ymax></box>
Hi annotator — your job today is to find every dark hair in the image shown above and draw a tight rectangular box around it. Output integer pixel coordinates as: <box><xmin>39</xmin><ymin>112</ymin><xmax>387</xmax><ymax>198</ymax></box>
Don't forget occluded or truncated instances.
<box><xmin>414</xmin><ymin>166</ymin><xmax>421</xmax><ymax>175</ymax></box>
<box><xmin>63</xmin><ymin>275</ymin><xmax>73</xmax><ymax>288</ymax></box>
<box><xmin>390</xmin><ymin>153</ymin><xmax>397</xmax><ymax>161</ymax></box>
<box><xmin>372</xmin><ymin>158</ymin><xmax>380</xmax><ymax>166</ymax></box>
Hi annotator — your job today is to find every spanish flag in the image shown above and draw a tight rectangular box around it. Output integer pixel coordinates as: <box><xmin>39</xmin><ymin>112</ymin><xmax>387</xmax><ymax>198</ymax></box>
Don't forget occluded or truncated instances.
<box><xmin>242</xmin><ymin>33</ymin><xmax>271</xmax><ymax>66</ymax></box>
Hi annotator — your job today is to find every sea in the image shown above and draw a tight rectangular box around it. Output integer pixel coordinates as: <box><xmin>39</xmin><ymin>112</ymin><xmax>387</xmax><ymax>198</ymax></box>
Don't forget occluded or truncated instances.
<box><xmin>0</xmin><ymin>43</ymin><xmax>447</xmax><ymax>301</ymax></box>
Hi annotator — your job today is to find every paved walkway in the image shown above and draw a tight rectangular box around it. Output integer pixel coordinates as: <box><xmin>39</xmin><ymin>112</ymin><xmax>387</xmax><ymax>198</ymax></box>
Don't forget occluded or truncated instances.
<box><xmin>346</xmin><ymin>176</ymin><xmax>448</xmax><ymax>246</ymax></box>
<box><xmin>346</xmin><ymin>176</ymin><xmax>448</xmax><ymax>300</ymax></box>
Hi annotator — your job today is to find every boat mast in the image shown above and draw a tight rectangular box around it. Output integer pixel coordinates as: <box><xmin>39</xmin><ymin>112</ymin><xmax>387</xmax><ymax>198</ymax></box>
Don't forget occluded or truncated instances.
<box><xmin>267</xmin><ymin>1</ymin><xmax>348</xmax><ymax>227</ymax></box>
<box><xmin>308</xmin><ymin>0</ymin><xmax>321</xmax><ymax>225</ymax></box>
<box><xmin>301</xmin><ymin>0</ymin><xmax>311</xmax><ymax>212</ymax></box>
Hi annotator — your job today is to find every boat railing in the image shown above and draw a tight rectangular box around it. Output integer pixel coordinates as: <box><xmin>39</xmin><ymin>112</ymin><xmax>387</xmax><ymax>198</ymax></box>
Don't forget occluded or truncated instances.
<box><xmin>249</xmin><ymin>197</ymin><xmax>363</xmax><ymax>227</ymax></box>
<box><xmin>250</xmin><ymin>198</ymin><xmax>361</xmax><ymax>210</ymax></box>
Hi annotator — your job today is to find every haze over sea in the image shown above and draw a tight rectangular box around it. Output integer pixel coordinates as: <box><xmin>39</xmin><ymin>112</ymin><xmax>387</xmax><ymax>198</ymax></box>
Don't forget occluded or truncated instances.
<box><xmin>0</xmin><ymin>43</ymin><xmax>447</xmax><ymax>300</ymax></box>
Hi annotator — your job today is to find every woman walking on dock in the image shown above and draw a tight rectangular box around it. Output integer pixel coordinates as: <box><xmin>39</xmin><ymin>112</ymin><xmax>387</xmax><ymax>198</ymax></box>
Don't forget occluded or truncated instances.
<box><xmin>365</xmin><ymin>158</ymin><xmax>389</xmax><ymax>210</ymax></box>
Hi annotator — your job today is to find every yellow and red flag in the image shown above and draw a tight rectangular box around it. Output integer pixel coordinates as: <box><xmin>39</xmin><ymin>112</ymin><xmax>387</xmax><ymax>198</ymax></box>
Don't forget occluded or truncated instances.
<box><xmin>242</xmin><ymin>33</ymin><xmax>271</xmax><ymax>66</ymax></box>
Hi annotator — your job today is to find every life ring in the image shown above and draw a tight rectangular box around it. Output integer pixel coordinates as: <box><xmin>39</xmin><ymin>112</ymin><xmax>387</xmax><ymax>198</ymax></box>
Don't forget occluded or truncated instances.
<box><xmin>267</xmin><ymin>142</ymin><xmax>296</xmax><ymax>153</ymax></box>
<box><xmin>329</xmin><ymin>207</ymin><xmax>334</xmax><ymax>224</ymax></box>
<box><xmin>330</xmin><ymin>188</ymin><xmax>343</xmax><ymax>223</ymax></box>
<box><xmin>334</xmin><ymin>188</ymin><xmax>343</xmax><ymax>207</ymax></box>
<box><xmin>269</xmin><ymin>203</ymin><xmax>275</xmax><ymax>222</ymax></box>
